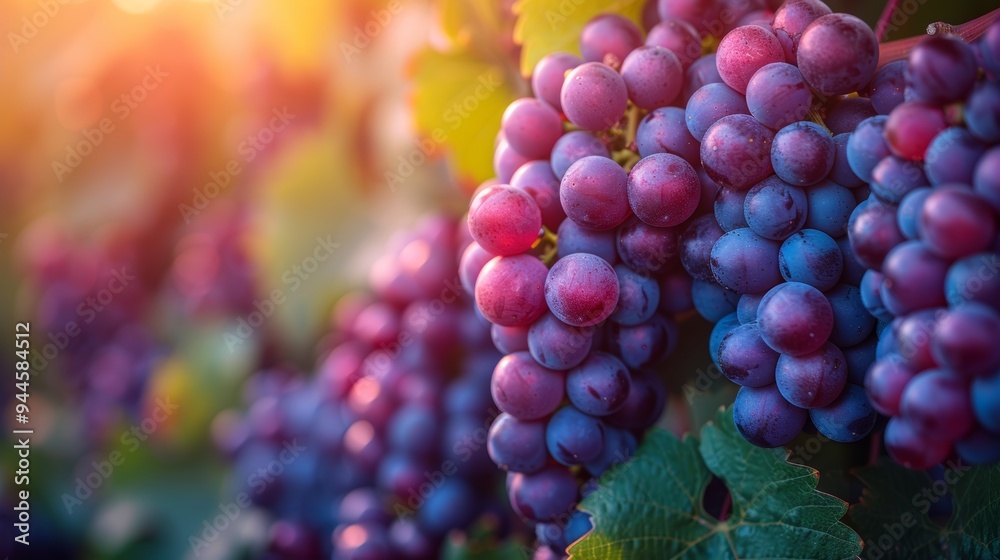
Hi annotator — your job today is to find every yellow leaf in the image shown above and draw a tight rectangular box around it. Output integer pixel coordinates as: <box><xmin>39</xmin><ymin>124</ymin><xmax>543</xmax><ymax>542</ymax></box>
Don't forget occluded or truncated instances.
<box><xmin>411</xmin><ymin>49</ymin><xmax>522</xmax><ymax>184</ymax></box>
<box><xmin>514</xmin><ymin>0</ymin><xmax>645</xmax><ymax>77</ymax></box>
<box><xmin>437</xmin><ymin>0</ymin><xmax>505</xmax><ymax>49</ymax></box>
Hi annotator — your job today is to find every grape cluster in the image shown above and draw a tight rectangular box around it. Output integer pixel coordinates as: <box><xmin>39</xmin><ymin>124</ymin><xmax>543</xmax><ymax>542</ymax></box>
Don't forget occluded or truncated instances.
<box><xmin>847</xmin><ymin>22</ymin><xmax>1000</xmax><ymax>469</ymax></box>
<box><xmin>215</xmin><ymin>215</ymin><xmax>513</xmax><ymax>559</ymax></box>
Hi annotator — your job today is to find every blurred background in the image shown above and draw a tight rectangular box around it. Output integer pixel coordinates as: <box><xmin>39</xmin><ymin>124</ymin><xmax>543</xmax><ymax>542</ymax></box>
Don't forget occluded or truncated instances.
<box><xmin>0</xmin><ymin>0</ymin><xmax>988</xmax><ymax>558</ymax></box>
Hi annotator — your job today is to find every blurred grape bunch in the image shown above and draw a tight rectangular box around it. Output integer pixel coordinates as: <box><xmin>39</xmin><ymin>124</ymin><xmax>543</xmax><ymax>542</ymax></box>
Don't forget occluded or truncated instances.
<box><xmin>212</xmin><ymin>213</ymin><xmax>520</xmax><ymax>559</ymax></box>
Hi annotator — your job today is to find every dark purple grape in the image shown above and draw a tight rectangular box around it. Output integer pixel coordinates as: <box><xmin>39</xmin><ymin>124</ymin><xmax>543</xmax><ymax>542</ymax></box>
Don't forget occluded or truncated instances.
<box><xmin>611</xmin><ymin>264</ymin><xmax>660</xmax><ymax>325</ymax></box>
<box><xmin>566</xmin><ymin>352</ymin><xmax>632</xmax><ymax>416</ymax></box>
<box><xmin>692</xmin><ymin>279</ymin><xmax>740</xmax><ymax>322</ymax></box>
<box><xmin>956</xmin><ymin>427</ymin><xmax>1000</xmax><ymax>465</ymax></box>
<box><xmin>659</xmin><ymin>272</ymin><xmax>694</xmax><ymax>314</ymax></box>
<box><xmin>932</xmin><ymin>303</ymin><xmax>1000</xmax><ymax>377</ymax></box>
<box><xmin>714</xmin><ymin>187</ymin><xmax>750</xmax><ymax>232</ymax></box>
<box><xmin>718</xmin><ymin>322</ymin><xmax>780</xmax><ymax>387</ymax></box>
<box><xmin>770</xmin><ymin>122</ymin><xmax>835</xmax><ymax>187</ymax></box>
<box><xmin>796</xmin><ymin>13</ymin><xmax>878</xmax><ymax>96</ymax></box>
<box><xmin>900</xmin><ymin>369</ymin><xmax>974</xmax><ymax>442</ymax></box>
<box><xmin>919</xmin><ymin>188</ymin><xmax>997</xmax><ymax>260</ymax></box>
<box><xmin>972</xmin><ymin>371</ymin><xmax>1000</xmax><ymax>433</ymax></box>
<box><xmin>865</xmin><ymin>354</ymin><xmax>915</xmax><ymax>416</ymax></box>
<box><xmin>775</xmin><ymin>342</ymin><xmax>848</xmax><ymax>408</ymax></box>
<box><xmin>824</xmin><ymin>96</ymin><xmax>877</xmax><ymax>135</ymax></box>
<box><xmin>865</xmin><ymin>60</ymin><xmax>906</xmax><ymax>115</ymax></box>
<box><xmin>809</xmin><ymin>383</ymin><xmax>876</xmax><ymax>443</ymax></box>
<box><xmin>607</xmin><ymin>314</ymin><xmax>674</xmax><ymax>370</ymax></box>
<box><xmin>869</xmin><ymin>156</ymin><xmax>927</xmax><ymax>205</ymax></box>
<box><xmin>545</xmin><ymin>253</ymin><xmax>619</xmax><ymax>327</ymax></box>
<box><xmin>681</xmin><ymin>214</ymin><xmax>726</xmax><ymax>281</ymax></box>
<box><xmin>487</xmin><ymin>413</ymin><xmax>548</xmax><ymax>473</ymax></box>
<box><xmin>896</xmin><ymin>187</ymin><xmax>932</xmax><ymax>240</ymax></box>
<box><xmin>924</xmin><ymin>127</ymin><xmax>986</xmax><ymax>187</ymax></box>
<box><xmin>616</xmin><ymin>218</ymin><xmax>680</xmax><ymax>275</ymax></box>
<box><xmin>701</xmin><ymin>114</ymin><xmax>775</xmax><ymax>191</ymax></box>
<box><xmin>847</xmin><ymin>197</ymin><xmax>905</xmax><ymax>271</ymax></box>
<box><xmin>905</xmin><ymin>35</ymin><xmax>978</xmax><ymax>105</ymax></box>
<box><xmin>490</xmin><ymin>352</ymin><xmax>565</xmax><ymax>420</ymax></box>
<box><xmin>545</xmin><ymin>406</ymin><xmax>606</xmax><ymax>465</ymax></box>
<box><xmin>826</xmin><ymin>283</ymin><xmax>876</xmax><ymax>348</ymax></box>
<box><xmin>884</xmin><ymin>416</ymin><xmax>952</xmax><ymax>470</ymax></box>
<box><xmin>893</xmin><ymin>308</ymin><xmax>943</xmax><ymax>372</ymax></box>
<box><xmin>880</xmin><ymin>241</ymin><xmax>949</xmax><ymax>315</ymax></box>
<box><xmin>635</xmin><ymin>107</ymin><xmax>700</xmax><ymax>164</ymax></box>
<box><xmin>744</xmin><ymin>176</ymin><xmax>808</xmax><ymax>241</ymax></box>
<box><xmin>586</xmin><ymin>427</ymin><xmax>636</xmax><ymax>477</ymax></box>
<box><xmin>733</xmin><ymin>384</ymin><xmax>808</xmax><ymax>448</ymax></box>
<box><xmin>527</xmin><ymin>311</ymin><xmax>594</xmax><ymax>370</ymax></box>
<box><xmin>758</xmin><ymin>281</ymin><xmax>834</xmax><ymax>355</ymax></box>
<box><xmin>627</xmin><ymin>153</ymin><xmax>700</xmax><ymax>228</ymax></box>
<box><xmin>605</xmin><ymin>370</ymin><xmax>667</xmax><ymax>431</ymax></box>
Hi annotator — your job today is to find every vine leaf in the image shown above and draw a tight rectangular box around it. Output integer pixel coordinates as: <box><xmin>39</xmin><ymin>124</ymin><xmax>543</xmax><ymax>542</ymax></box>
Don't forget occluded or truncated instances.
<box><xmin>568</xmin><ymin>407</ymin><xmax>863</xmax><ymax>560</ymax></box>
<box><xmin>513</xmin><ymin>0</ymin><xmax>645</xmax><ymax>77</ymax></box>
<box><xmin>849</xmin><ymin>458</ymin><xmax>1000</xmax><ymax>560</ymax></box>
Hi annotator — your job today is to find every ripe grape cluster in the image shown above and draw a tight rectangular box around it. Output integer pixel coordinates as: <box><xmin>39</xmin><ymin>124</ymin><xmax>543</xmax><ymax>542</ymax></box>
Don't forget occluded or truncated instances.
<box><xmin>214</xmin><ymin>215</ymin><xmax>513</xmax><ymax>560</ymax></box>
<box><xmin>847</xmin><ymin>22</ymin><xmax>1000</xmax><ymax>469</ymax></box>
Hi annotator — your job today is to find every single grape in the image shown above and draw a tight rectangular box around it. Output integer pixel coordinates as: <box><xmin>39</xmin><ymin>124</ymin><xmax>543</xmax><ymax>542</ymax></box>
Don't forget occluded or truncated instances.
<box><xmin>864</xmin><ymin>60</ymin><xmax>906</xmax><ymax>115</ymax></box>
<box><xmin>507</xmin><ymin>466</ymin><xmax>579</xmax><ymax>522</ymax></box>
<box><xmin>545</xmin><ymin>253</ymin><xmax>619</xmax><ymax>327</ymax></box>
<box><xmin>884</xmin><ymin>416</ymin><xmax>952</xmax><ymax>470</ymax></box>
<box><xmin>826</xmin><ymin>283</ymin><xmax>876</xmax><ymax>348</ymax></box>
<box><xmin>621</xmin><ymin>45</ymin><xmax>683</xmax><ymax>110</ymax></box>
<box><xmin>459</xmin><ymin>242</ymin><xmax>494</xmax><ymax>296</ymax></box>
<box><xmin>475</xmin><ymin>254</ymin><xmax>548</xmax><ymax>327</ymax></box>
<box><xmin>468</xmin><ymin>185</ymin><xmax>542</xmax><ymax>256</ymax></box>
<box><xmin>645</xmin><ymin>17</ymin><xmax>702</xmax><ymax>67</ymax></box>
<box><xmin>488</xmin><ymin>413</ymin><xmax>549</xmax><ymax>473</ymax></box>
<box><xmin>511</xmin><ymin>160</ymin><xmax>567</xmax><ymax>231</ymax></box>
<box><xmin>710</xmin><ymin>228</ymin><xmax>783</xmax><ymax>294</ymax></box>
<box><xmin>680</xmin><ymin>214</ymin><xmax>726</xmax><ymax>282</ymax></box>
<box><xmin>627</xmin><ymin>153</ymin><xmax>701</xmax><ymax>228</ymax></box>
<box><xmin>865</xmin><ymin>354</ymin><xmax>915</xmax><ymax>416</ymax></box>
<box><xmin>580</xmin><ymin>14</ymin><xmax>643</xmax><ymax>63</ymax></box>
<box><xmin>692</xmin><ymin>278</ymin><xmax>741</xmax><ymax>322</ymax></box>
<box><xmin>561</xmin><ymin>62</ymin><xmax>628</xmax><ymax>131</ymax></box>
<box><xmin>931</xmin><ymin>303</ymin><xmax>1000</xmax><ymax>376</ymax></box>
<box><xmin>550</xmin><ymin>131</ymin><xmax>610</xmax><ymax>179</ymax></box>
<box><xmin>635</xmin><ymin>106</ymin><xmax>700</xmax><ymax>164</ymax></box>
<box><xmin>770</xmin><ymin>121</ymin><xmax>835</xmax><ymax>186</ymax></box>
<box><xmin>884</xmin><ymin>102</ymin><xmax>947</xmax><ymax>162</ymax></box>
<box><xmin>945</xmin><ymin>253</ymin><xmax>1000</xmax><ymax>310</ymax></box>
<box><xmin>566</xmin><ymin>352</ymin><xmax>632</xmax><ymax>416</ymax></box>
<box><xmin>556</xmin><ymin>219</ymin><xmax>618</xmax><ymax>264</ymax></box>
<box><xmin>824</xmin><ymin>96</ymin><xmax>877</xmax><ymax>135</ymax></box>
<box><xmin>611</xmin><ymin>263</ymin><xmax>660</xmax><ymax>325</ymax></box>
<box><xmin>847</xmin><ymin>197</ymin><xmax>906</xmax><ymax>271</ymax></box>
<box><xmin>684</xmin><ymin>53</ymin><xmax>722</xmax><ymax>99</ymax></box>
<box><xmin>685</xmin><ymin>82</ymin><xmax>750</xmax><ymax>142</ymax></box>
<box><xmin>869</xmin><ymin>156</ymin><xmax>927</xmax><ymax>206</ymax></box>
<box><xmin>746</xmin><ymin>62</ymin><xmax>813</xmax><ymax>130</ymax></box>
<box><xmin>924</xmin><ymin>127</ymin><xmax>986</xmax><ymax>187</ymax></box>
<box><xmin>809</xmin><ymin>383</ymin><xmax>876</xmax><ymax>442</ymax></box>
<box><xmin>965</xmin><ymin>82</ymin><xmax>1000</xmax><ymax>144</ymax></box>
<box><xmin>757</xmin><ymin>281</ymin><xmax>834</xmax><ymax>355</ymax></box>
<box><xmin>845</xmin><ymin>116</ymin><xmax>891</xmax><ymax>183</ymax></box>
<box><xmin>805</xmin><ymin>181</ymin><xmax>855</xmax><ymax>237</ymax></box>
<box><xmin>716</xmin><ymin>24</ymin><xmax>786</xmax><ymax>95</ymax></box>
<box><xmin>905</xmin><ymin>35</ymin><xmax>978</xmax><ymax>105</ymax></box>
<box><xmin>733</xmin><ymin>384</ymin><xmax>808</xmax><ymax>448</ymax></box>
<box><xmin>502</xmin><ymin>98</ymin><xmax>564</xmax><ymax>160</ymax></box>
<box><xmin>560</xmin><ymin>156</ymin><xmax>630</xmax><ymax>231</ymax></box>
<box><xmin>714</xmin><ymin>187</ymin><xmax>750</xmax><ymax>232</ymax></box>
<box><xmin>616</xmin><ymin>219</ymin><xmax>680</xmax><ymax>275</ymax></box>
<box><xmin>490</xmin><ymin>352</ymin><xmax>565</xmax><ymax>420</ymax></box>
<box><xmin>532</xmin><ymin>52</ymin><xmax>582</xmax><ymax>113</ymax></box>
<box><xmin>830</xmin><ymin>132</ymin><xmax>864</xmax><ymax>188</ymax></box>
<box><xmin>495</xmin><ymin>137</ymin><xmax>531</xmax><ymax>183</ymax></box>
<box><xmin>701</xmin><ymin>114</ymin><xmax>775</xmax><ymax>191</ymax></box>
<box><xmin>771</xmin><ymin>0</ymin><xmax>832</xmax><ymax>62</ymax></box>
<box><xmin>737</xmin><ymin>292</ymin><xmax>764</xmax><ymax>324</ymax></box>
<box><xmin>919</xmin><ymin>188</ymin><xmax>997</xmax><ymax>260</ymax></box>
<box><xmin>778</xmin><ymin>229</ymin><xmax>843</xmax><ymax>291</ymax></box>
<box><xmin>491</xmin><ymin>324</ymin><xmax>530</xmax><ymax>354</ymax></box>
<box><xmin>900</xmin><ymin>369</ymin><xmax>974</xmax><ymax>442</ymax></box>
<box><xmin>744</xmin><ymin>176</ymin><xmax>808</xmax><ymax>241</ymax></box>
<box><xmin>796</xmin><ymin>13</ymin><xmax>878</xmax><ymax>96</ymax></box>
<box><xmin>585</xmin><ymin>427</ymin><xmax>636</xmax><ymax>477</ymax></box>
<box><xmin>880</xmin><ymin>241</ymin><xmax>949</xmax><ymax>316</ymax></box>
<box><xmin>607</xmin><ymin>314</ymin><xmax>674</xmax><ymax>369</ymax></box>
<box><xmin>718</xmin><ymin>322</ymin><xmax>780</xmax><ymax>387</ymax></box>
<box><xmin>545</xmin><ymin>405</ymin><xmax>606</xmax><ymax>465</ymax></box>
<box><xmin>527</xmin><ymin>312</ymin><xmax>594</xmax><ymax>370</ymax></box>
<box><xmin>775</xmin><ymin>342</ymin><xmax>848</xmax><ymax>408</ymax></box>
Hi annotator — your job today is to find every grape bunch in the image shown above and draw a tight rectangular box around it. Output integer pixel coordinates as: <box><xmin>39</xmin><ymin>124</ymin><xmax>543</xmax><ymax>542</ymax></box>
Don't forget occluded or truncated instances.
<box><xmin>214</xmin><ymin>215</ymin><xmax>514</xmax><ymax>560</ymax></box>
<box><xmin>846</xmin><ymin>21</ymin><xmax>1000</xmax><ymax>469</ymax></box>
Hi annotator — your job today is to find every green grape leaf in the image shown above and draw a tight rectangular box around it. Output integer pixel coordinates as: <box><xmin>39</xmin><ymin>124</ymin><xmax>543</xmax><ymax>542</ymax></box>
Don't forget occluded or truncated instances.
<box><xmin>849</xmin><ymin>458</ymin><xmax>1000</xmax><ymax>560</ymax></box>
<box><xmin>568</xmin><ymin>407</ymin><xmax>862</xmax><ymax>560</ymax></box>
<box><xmin>513</xmin><ymin>0</ymin><xmax>645</xmax><ymax>76</ymax></box>
<box><xmin>411</xmin><ymin>49</ymin><xmax>521</xmax><ymax>184</ymax></box>
<box><xmin>441</xmin><ymin>536</ymin><xmax>530</xmax><ymax>560</ymax></box>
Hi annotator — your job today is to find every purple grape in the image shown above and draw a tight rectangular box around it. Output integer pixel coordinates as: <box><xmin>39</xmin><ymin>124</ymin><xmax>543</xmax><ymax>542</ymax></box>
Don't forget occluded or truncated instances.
<box><xmin>545</xmin><ymin>253</ymin><xmax>619</xmax><ymax>327</ymax></box>
<box><xmin>491</xmin><ymin>352</ymin><xmax>565</xmax><ymax>420</ymax></box>
<box><xmin>692</xmin><ymin>278</ymin><xmax>741</xmax><ymax>322</ymax></box>
<box><xmin>611</xmin><ymin>263</ymin><xmax>660</xmax><ymax>325</ymax></box>
<box><xmin>865</xmin><ymin>354</ymin><xmax>915</xmax><ymax>416</ymax></box>
<box><xmin>972</xmin><ymin>370</ymin><xmax>1000</xmax><ymax>432</ymax></box>
<box><xmin>893</xmin><ymin>308</ymin><xmax>942</xmax><ymax>372</ymax></box>
<box><xmin>718</xmin><ymin>322</ymin><xmax>780</xmax><ymax>387</ymax></box>
<box><xmin>880</xmin><ymin>241</ymin><xmax>949</xmax><ymax>316</ymax></box>
<box><xmin>532</xmin><ymin>52</ymin><xmax>582</xmax><ymax>113</ymax></box>
<box><xmin>561</xmin><ymin>62</ymin><xmax>628</xmax><ymax>131</ymax></box>
<box><xmin>905</xmin><ymin>35</ymin><xmax>978</xmax><ymax>105</ymax></box>
<box><xmin>865</xmin><ymin>60</ymin><xmax>907</xmax><ymax>115</ymax></box>
<box><xmin>746</xmin><ymin>62</ymin><xmax>812</xmax><ymax>130</ymax></box>
<box><xmin>502</xmin><ymin>98</ymin><xmax>564</xmax><ymax>160</ymax></box>
<box><xmin>545</xmin><ymin>405</ymin><xmax>606</xmax><ymax>465</ymax></box>
<box><xmin>830</xmin><ymin>132</ymin><xmax>864</xmax><ymax>188</ymax></box>
<box><xmin>616</xmin><ymin>218</ymin><xmax>680</xmax><ymax>275</ymax></box>
<box><xmin>607</xmin><ymin>314</ymin><xmax>674</xmax><ymax>369</ymax></box>
<box><xmin>974</xmin><ymin>147</ymin><xmax>1000</xmax><ymax>213</ymax></box>
<box><xmin>770</xmin><ymin>0</ymin><xmax>832</xmax><ymax>63</ymax></box>
<box><xmin>758</xmin><ymin>281</ymin><xmax>834</xmax><ymax>355</ymax></box>
<box><xmin>869</xmin><ymin>156</ymin><xmax>927</xmax><ymax>206</ymax></box>
<box><xmin>468</xmin><ymin>185</ymin><xmax>542</xmax><ymax>256</ymax></box>
<box><xmin>701</xmin><ymin>114</ymin><xmax>775</xmax><ymax>191</ymax></box>
<box><xmin>776</xmin><ymin>342</ymin><xmax>848</xmax><ymax>408</ymax></box>
<box><xmin>605</xmin><ymin>370</ymin><xmax>666</xmax><ymax>431</ymax></box>
<box><xmin>681</xmin><ymin>214</ymin><xmax>726</xmax><ymax>281</ymax></box>
<box><xmin>778</xmin><ymin>229</ymin><xmax>843</xmax><ymax>291</ymax></box>
<box><xmin>824</xmin><ymin>96</ymin><xmax>877</xmax><ymax>136</ymax></box>
<box><xmin>527</xmin><ymin>311</ymin><xmax>594</xmax><ymax>370</ymax></box>
<box><xmin>956</xmin><ymin>427</ymin><xmax>1000</xmax><ymax>465</ymax></box>
<box><xmin>932</xmin><ymin>303</ymin><xmax>1000</xmax><ymax>377</ymax></box>
<box><xmin>733</xmin><ymin>384</ymin><xmax>808</xmax><ymax>448</ymax></box>
<box><xmin>586</xmin><ymin>427</ymin><xmax>636</xmax><ymax>477</ymax></box>
<box><xmin>884</xmin><ymin>416</ymin><xmax>952</xmax><ymax>470</ymax></box>
<box><xmin>566</xmin><ymin>352</ymin><xmax>632</xmax><ymax>416</ymax></box>
<box><xmin>965</xmin><ymin>82</ymin><xmax>1000</xmax><ymax>143</ymax></box>
<box><xmin>488</xmin><ymin>413</ymin><xmax>548</xmax><ymax>473</ymax></box>
<box><xmin>635</xmin><ymin>107</ymin><xmax>700</xmax><ymax>164</ymax></box>
<box><xmin>659</xmin><ymin>272</ymin><xmax>694</xmax><ymax>314</ymax></box>
<box><xmin>842</xmin><ymin>333</ymin><xmax>877</xmax><ymax>384</ymax></box>
<box><xmin>556</xmin><ymin>219</ymin><xmax>618</xmax><ymax>264</ymax></box>
<box><xmin>945</xmin><ymin>253</ymin><xmax>1000</xmax><ymax>310</ymax></box>
<box><xmin>684</xmin><ymin>53</ymin><xmax>722</xmax><ymax>99</ymax></box>
<box><xmin>796</xmin><ymin>14</ymin><xmax>878</xmax><ymax>96</ymax></box>
<box><xmin>771</xmin><ymin>121</ymin><xmax>835</xmax><ymax>186</ymax></box>
<box><xmin>627</xmin><ymin>153</ymin><xmax>701</xmax><ymax>228</ymax></box>
<box><xmin>495</xmin><ymin>137</ymin><xmax>531</xmax><ymax>183</ymax></box>
<box><xmin>645</xmin><ymin>17</ymin><xmax>702</xmax><ymax>68</ymax></box>
<box><xmin>885</xmin><ymin>102</ymin><xmax>947</xmax><ymax>162</ymax></box>
<box><xmin>826</xmin><ymin>283</ymin><xmax>876</xmax><ymax>347</ymax></box>
<box><xmin>924</xmin><ymin>127</ymin><xmax>986</xmax><ymax>187</ymax></box>
<box><xmin>621</xmin><ymin>45</ymin><xmax>683</xmax><ymax>110</ymax></box>
<box><xmin>459</xmin><ymin>242</ymin><xmax>493</xmax><ymax>296</ymax></box>
<box><xmin>716</xmin><ymin>24</ymin><xmax>785</xmax><ymax>95</ymax></box>
<box><xmin>847</xmin><ymin>197</ymin><xmax>906</xmax><ymax>271</ymax></box>
<box><xmin>684</xmin><ymin>82</ymin><xmax>750</xmax><ymax>142</ymax></box>
<box><xmin>710</xmin><ymin>227</ymin><xmax>783</xmax><ymax>294</ymax></box>
<box><xmin>511</xmin><ymin>160</ymin><xmax>567</xmax><ymax>230</ymax></box>
<box><xmin>507</xmin><ymin>465</ymin><xmax>579</xmax><ymax>522</ymax></box>
<box><xmin>919</xmin><ymin>188</ymin><xmax>997</xmax><ymax>260</ymax></box>
<box><xmin>809</xmin><ymin>383</ymin><xmax>876</xmax><ymax>443</ymax></box>
<box><xmin>560</xmin><ymin>156</ymin><xmax>630</xmax><ymax>231</ymax></box>
<box><xmin>491</xmin><ymin>324</ymin><xmax>530</xmax><ymax>354</ymax></box>
<box><xmin>580</xmin><ymin>14</ymin><xmax>643</xmax><ymax>63</ymax></box>
<box><xmin>744</xmin><ymin>176</ymin><xmax>808</xmax><ymax>241</ymax></box>
<box><xmin>550</xmin><ymin>131</ymin><xmax>610</xmax><ymax>179</ymax></box>
<box><xmin>475</xmin><ymin>254</ymin><xmax>548</xmax><ymax>327</ymax></box>
<box><xmin>737</xmin><ymin>292</ymin><xmax>764</xmax><ymax>324</ymax></box>
<box><xmin>900</xmin><ymin>369</ymin><xmax>974</xmax><ymax>442</ymax></box>
<box><xmin>837</xmin><ymin>234</ymin><xmax>866</xmax><ymax>286</ymax></box>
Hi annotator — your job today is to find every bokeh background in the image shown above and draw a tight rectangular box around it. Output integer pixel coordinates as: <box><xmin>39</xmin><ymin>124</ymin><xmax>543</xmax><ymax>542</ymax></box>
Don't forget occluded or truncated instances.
<box><xmin>0</xmin><ymin>0</ymin><xmax>989</xmax><ymax>558</ymax></box>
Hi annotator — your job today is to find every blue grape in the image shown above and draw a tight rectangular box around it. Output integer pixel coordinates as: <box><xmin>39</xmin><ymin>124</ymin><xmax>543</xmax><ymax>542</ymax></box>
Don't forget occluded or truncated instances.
<box><xmin>507</xmin><ymin>466</ymin><xmax>578</xmax><ymax>522</ymax></box>
<box><xmin>487</xmin><ymin>413</ymin><xmax>548</xmax><ymax>473</ymax></box>
<box><xmin>611</xmin><ymin>264</ymin><xmax>660</xmax><ymax>325</ymax></box>
<box><xmin>636</xmin><ymin>106</ymin><xmax>700</xmax><ymax>164</ymax></box>
<box><xmin>585</xmin><ymin>427</ymin><xmax>636</xmax><ymax>477</ymax></box>
<box><xmin>556</xmin><ymin>219</ymin><xmax>618</xmax><ymax>264</ymax></box>
<box><xmin>896</xmin><ymin>187</ymin><xmax>931</xmax><ymax>240</ymax></box>
<box><xmin>709</xmin><ymin>312</ymin><xmax>742</xmax><ymax>368</ymax></box>
<box><xmin>605</xmin><ymin>370</ymin><xmax>667</xmax><ymax>431</ymax></box>
<box><xmin>684</xmin><ymin>82</ymin><xmax>750</xmax><ymax>141</ymax></box>
<box><xmin>758</xmin><ymin>281</ymin><xmax>834</xmax><ymax>355</ymax></box>
<box><xmin>545</xmin><ymin>405</ymin><xmax>606</xmax><ymax>465</ymax></box>
<box><xmin>846</xmin><ymin>116</ymin><xmax>891</xmax><ymax>183</ymax></box>
<box><xmin>826</xmin><ymin>283</ymin><xmax>876</xmax><ymax>348</ymax></box>
<box><xmin>972</xmin><ymin>371</ymin><xmax>1000</xmax><ymax>433</ymax></box>
<box><xmin>714</xmin><ymin>187</ymin><xmax>750</xmax><ymax>232</ymax></box>
<box><xmin>924</xmin><ymin>127</ymin><xmax>986</xmax><ymax>187</ymax></box>
<box><xmin>692</xmin><ymin>279</ymin><xmax>740</xmax><ymax>322</ymax></box>
<box><xmin>566</xmin><ymin>352</ymin><xmax>632</xmax><ymax>416</ymax></box>
<box><xmin>778</xmin><ymin>229</ymin><xmax>843</xmax><ymax>291</ymax></box>
<box><xmin>805</xmin><ymin>181</ymin><xmax>855</xmax><ymax>237</ymax></box>
<box><xmin>829</xmin><ymin>132</ymin><xmax>864</xmax><ymax>188</ymax></box>
<box><xmin>809</xmin><ymin>383</ymin><xmax>876</xmax><ymax>442</ymax></box>
<box><xmin>842</xmin><ymin>332</ymin><xmax>877</xmax><ymax>385</ymax></box>
<box><xmin>718</xmin><ymin>322</ymin><xmax>780</xmax><ymax>387</ymax></box>
<box><xmin>945</xmin><ymin>253</ymin><xmax>1000</xmax><ymax>310</ymax></box>
<box><xmin>737</xmin><ymin>292</ymin><xmax>764</xmax><ymax>324</ymax></box>
<box><xmin>771</xmin><ymin>121</ymin><xmax>835</xmax><ymax>186</ymax></box>
<box><xmin>824</xmin><ymin>96</ymin><xmax>877</xmax><ymax>136</ymax></box>
<box><xmin>550</xmin><ymin>131</ymin><xmax>610</xmax><ymax>179</ymax></box>
<box><xmin>607</xmin><ymin>314</ymin><xmax>674</xmax><ymax>369</ymax></box>
<box><xmin>746</xmin><ymin>62</ymin><xmax>812</xmax><ymax>129</ymax></box>
<box><xmin>836</xmin><ymin>235</ymin><xmax>866</xmax><ymax>286</ymax></box>
<box><xmin>710</xmin><ymin>228</ymin><xmax>783</xmax><ymax>294</ymax></box>
<box><xmin>744</xmin><ymin>176</ymin><xmax>808</xmax><ymax>241</ymax></box>
<box><xmin>733</xmin><ymin>384</ymin><xmax>808</xmax><ymax>448</ymax></box>
<box><xmin>527</xmin><ymin>312</ymin><xmax>594</xmax><ymax>370</ymax></box>
<box><xmin>864</xmin><ymin>60</ymin><xmax>906</xmax><ymax>115</ymax></box>
<box><xmin>869</xmin><ymin>156</ymin><xmax>927</xmax><ymax>205</ymax></box>
<box><xmin>966</xmin><ymin>82</ymin><xmax>1000</xmax><ymax>144</ymax></box>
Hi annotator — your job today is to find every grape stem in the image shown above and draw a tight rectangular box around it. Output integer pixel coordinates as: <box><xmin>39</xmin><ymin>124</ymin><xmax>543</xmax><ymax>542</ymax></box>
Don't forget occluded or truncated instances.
<box><xmin>877</xmin><ymin>7</ymin><xmax>1000</xmax><ymax>68</ymax></box>
<box><xmin>537</xmin><ymin>226</ymin><xmax>559</xmax><ymax>266</ymax></box>
<box><xmin>874</xmin><ymin>0</ymin><xmax>901</xmax><ymax>42</ymax></box>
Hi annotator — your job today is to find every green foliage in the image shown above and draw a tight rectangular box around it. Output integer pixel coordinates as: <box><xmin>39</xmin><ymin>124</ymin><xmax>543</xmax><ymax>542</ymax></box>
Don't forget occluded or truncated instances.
<box><xmin>850</xmin><ymin>458</ymin><xmax>1000</xmax><ymax>560</ymax></box>
<box><xmin>569</xmin><ymin>407</ymin><xmax>862</xmax><ymax>560</ymax></box>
